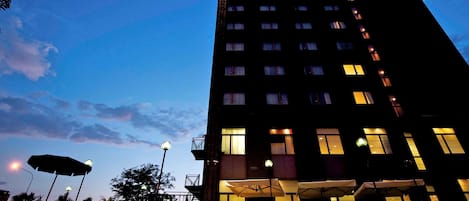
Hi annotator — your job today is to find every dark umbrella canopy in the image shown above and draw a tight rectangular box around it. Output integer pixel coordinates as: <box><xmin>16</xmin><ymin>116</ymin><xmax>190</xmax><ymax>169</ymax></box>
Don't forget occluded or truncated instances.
<box><xmin>27</xmin><ymin>154</ymin><xmax>92</xmax><ymax>176</ymax></box>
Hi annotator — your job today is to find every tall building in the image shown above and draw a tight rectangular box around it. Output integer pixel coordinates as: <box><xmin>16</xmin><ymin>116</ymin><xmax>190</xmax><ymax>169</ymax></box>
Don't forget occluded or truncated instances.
<box><xmin>187</xmin><ymin>0</ymin><xmax>469</xmax><ymax>200</ymax></box>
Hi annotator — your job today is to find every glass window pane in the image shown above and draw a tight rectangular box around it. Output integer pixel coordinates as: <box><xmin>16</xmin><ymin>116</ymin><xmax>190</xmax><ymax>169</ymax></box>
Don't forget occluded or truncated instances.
<box><xmin>328</xmin><ymin>136</ymin><xmax>344</xmax><ymax>154</ymax></box>
<box><xmin>436</xmin><ymin>135</ymin><xmax>451</xmax><ymax>154</ymax></box>
<box><xmin>285</xmin><ymin>136</ymin><xmax>295</xmax><ymax>154</ymax></box>
<box><xmin>231</xmin><ymin>135</ymin><xmax>245</xmax><ymax>154</ymax></box>
<box><xmin>366</xmin><ymin>135</ymin><xmax>385</xmax><ymax>154</ymax></box>
<box><xmin>271</xmin><ymin>143</ymin><xmax>285</xmax><ymax>154</ymax></box>
<box><xmin>318</xmin><ymin>135</ymin><xmax>329</xmax><ymax>154</ymax></box>
<box><xmin>444</xmin><ymin>135</ymin><xmax>465</xmax><ymax>154</ymax></box>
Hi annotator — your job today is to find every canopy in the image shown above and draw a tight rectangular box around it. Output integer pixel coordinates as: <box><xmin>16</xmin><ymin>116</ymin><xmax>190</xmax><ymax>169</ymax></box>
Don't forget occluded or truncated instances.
<box><xmin>354</xmin><ymin>179</ymin><xmax>425</xmax><ymax>199</ymax></box>
<box><xmin>225</xmin><ymin>178</ymin><xmax>285</xmax><ymax>197</ymax></box>
<box><xmin>298</xmin><ymin>179</ymin><xmax>356</xmax><ymax>199</ymax></box>
<box><xmin>27</xmin><ymin>154</ymin><xmax>92</xmax><ymax>176</ymax></box>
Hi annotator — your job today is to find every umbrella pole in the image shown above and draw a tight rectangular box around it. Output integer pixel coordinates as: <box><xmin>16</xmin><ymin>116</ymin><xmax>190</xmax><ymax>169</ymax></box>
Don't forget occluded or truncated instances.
<box><xmin>75</xmin><ymin>173</ymin><xmax>87</xmax><ymax>201</ymax></box>
<box><xmin>45</xmin><ymin>174</ymin><xmax>58</xmax><ymax>201</ymax></box>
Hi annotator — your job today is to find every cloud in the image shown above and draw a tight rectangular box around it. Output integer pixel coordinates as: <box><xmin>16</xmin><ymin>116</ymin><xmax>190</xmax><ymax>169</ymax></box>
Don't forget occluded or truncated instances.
<box><xmin>0</xmin><ymin>16</ymin><xmax>58</xmax><ymax>81</ymax></box>
<box><xmin>0</xmin><ymin>94</ymin><xmax>207</xmax><ymax>147</ymax></box>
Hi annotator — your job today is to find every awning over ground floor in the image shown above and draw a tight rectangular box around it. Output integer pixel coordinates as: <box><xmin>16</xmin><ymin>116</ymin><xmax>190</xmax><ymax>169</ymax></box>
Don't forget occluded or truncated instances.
<box><xmin>353</xmin><ymin>179</ymin><xmax>425</xmax><ymax>199</ymax></box>
<box><xmin>297</xmin><ymin>179</ymin><xmax>356</xmax><ymax>199</ymax></box>
<box><xmin>225</xmin><ymin>178</ymin><xmax>285</xmax><ymax>197</ymax></box>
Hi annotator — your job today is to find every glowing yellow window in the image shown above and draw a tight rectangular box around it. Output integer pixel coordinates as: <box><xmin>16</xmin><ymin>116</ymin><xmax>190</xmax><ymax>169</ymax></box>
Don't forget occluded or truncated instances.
<box><xmin>221</xmin><ymin>128</ymin><xmax>246</xmax><ymax>155</ymax></box>
<box><xmin>404</xmin><ymin>132</ymin><xmax>426</xmax><ymax>170</ymax></box>
<box><xmin>343</xmin><ymin>64</ymin><xmax>365</xmax><ymax>75</ymax></box>
<box><xmin>433</xmin><ymin>128</ymin><xmax>465</xmax><ymax>154</ymax></box>
<box><xmin>353</xmin><ymin>91</ymin><xmax>374</xmax><ymax>104</ymax></box>
<box><xmin>270</xmin><ymin>128</ymin><xmax>295</xmax><ymax>155</ymax></box>
<box><xmin>317</xmin><ymin>128</ymin><xmax>344</xmax><ymax>155</ymax></box>
<box><xmin>363</xmin><ymin>128</ymin><xmax>392</xmax><ymax>154</ymax></box>
<box><xmin>458</xmin><ymin>179</ymin><xmax>469</xmax><ymax>200</ymax></box>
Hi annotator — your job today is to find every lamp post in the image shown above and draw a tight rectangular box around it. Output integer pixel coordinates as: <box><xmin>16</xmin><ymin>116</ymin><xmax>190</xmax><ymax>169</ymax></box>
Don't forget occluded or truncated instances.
<box><xmin>156</xmin><ymin>141</ymin><xmax>171</xmax><ymax>200</ymax></box>
<box><xmin>9</xmin><ymin>161</ymin><xmax>34</xmax><ymax>194</ymax></box>
<box><xmin>356</xmin><ymin>137</ymin><xmax>370</xmax><ymax>180</ymax></box>
<box><xmin>264</xmin><ymin>159</ymin><xmax>273</xmax><ymax>198</ymax></box>
<box><xmin>65</xmin><ymin>186</ymin><xmax>72</xmax><ymax>201</ymax></box>
<box><xmin>75</xmin><ymin>159</ymin><xmax>93</xmax><ymax>201</ymax></box>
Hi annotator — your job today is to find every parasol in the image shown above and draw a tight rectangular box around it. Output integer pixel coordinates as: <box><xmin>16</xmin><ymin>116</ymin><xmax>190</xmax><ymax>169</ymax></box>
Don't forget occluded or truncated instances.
<box><xmin>27</xmin><ymin>154</ymin><xmax>92</xmax><ymax>201</ymax></box>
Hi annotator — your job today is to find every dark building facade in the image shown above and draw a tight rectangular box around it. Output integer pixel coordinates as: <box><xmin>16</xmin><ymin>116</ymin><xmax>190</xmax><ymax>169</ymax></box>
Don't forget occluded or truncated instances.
<box><xmin>188</xmin><ymin>0</ymin><xmax>469</xmax><ymax>200</ymax></box>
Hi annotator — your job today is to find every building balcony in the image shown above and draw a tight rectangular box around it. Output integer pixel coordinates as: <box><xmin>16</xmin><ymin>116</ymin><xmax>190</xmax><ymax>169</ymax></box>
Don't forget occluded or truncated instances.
<box><xmin>185</xmin><ymin>174</ymin><xmax>202</xmax><ymax>201</ymax></box>
<box><xmin>191</xmin><ymin>136</ymin><xmax>206</xmax><ymax>160</ymax></box>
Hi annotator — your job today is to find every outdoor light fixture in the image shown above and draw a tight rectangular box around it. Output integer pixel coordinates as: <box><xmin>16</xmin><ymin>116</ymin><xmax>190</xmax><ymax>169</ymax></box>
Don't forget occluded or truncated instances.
<box><xmin>356</xmin><ymin>137</ymin><xmax>368</xmax><ymax>147</ymax></box>
<box><xmin>156</xmin><ymin>141</ymin><xmax>172</xmax><ymax>200</ymax></box>
<box><xmin>264</xmin><ymin>159</ymin><xmax>274</xmax><ymax>198</ymax></box>
<box><xmin>9</xmin><ymin>161</ymin><xmax>34</xmax><ymax>194</ymax></box>
<box><xmin>65</xmin><ymin>186</ymin><xmax>72</xmax><ymax>200</ymax></box>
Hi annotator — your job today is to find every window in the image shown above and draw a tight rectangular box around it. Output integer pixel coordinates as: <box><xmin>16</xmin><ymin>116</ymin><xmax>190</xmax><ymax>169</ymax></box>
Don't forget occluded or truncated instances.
<box><xmin>359</xmin><ymin>25</ymin><xmax>370</xmax><ymax>39</ymax></box>
<box><xmin>330</xmin><ymin>21</ymin><xmax>346</xmax><ymax>29</ymax></box>
<box><xmin>433</xmin><ymin>128</ymin><xmax>465</xmax><ymax>154</ymax></box>
<box><xmin>264</xmin><ymin>66</ymin><xmax>285</xmax><ymax>76</ymax></box>
<box><xmin>343</xmin><ymin>64</ymin><xmax>365</xmax><ymax>75</ymax></box>
<box><xmin>368</xmin><ymin>45</ymin><xmax>381</xmax><ymax>61</ymax></box>
<box><xmin>404</xmin><ymin>132</ymin><xmax>426</xmax><ymax>170</ymax></box>
<box><xmin>296</xmin><ymin>6</ymin><xmax>308</xmax><ymax>11</ymax></box>
<box><xmin>389</xmin><ymin>95</ymin><xmax>404</xmax><ymax>117</ymax></box>
<box><xmin>270</xmin><ymin>128</ymin><xmax>295</xmax><ymax>155</ymax></box>
<box><xmin>324</xmin><ymin>5</ymin><xmax>340</xmax><ymax>11</ymax></box>
<box><xmin>266</xmin><ymin>93</ymin><xmax>288</xmax><ymax>105</ymax></box>
<box><xmin>299</xmin><ymin>42</ymin><xmax>318</xmax><ymax>51</ymax></box>
<box><xmin>226</xmin><ymin>43</ymin><xmax>244</xmax><ymax>51</ymax></box>
<box><xmin>309</xmin><ymin>92</ymin><xmax>331</xmax><ymax>105</ymax></box>
<box><xmin>363</xmin><ymin>128</ymin><xmax>392</xmax><ymax>154</ymax></box>
<box><xmin>263</xmin><ymin>42</ymin><xmax>282</xmax><ymax>51</ymax></box>
<box><xmin>426</xmin><ymin>185</ymin><xmax>439</xmax><ymax>201</ymax></box>
<box><xmin>221</xmin><ymin>128</ymin><xmax>246</xmax><ymax>155</ymax></box>
<box><xmin>227</xmin><ymin>23</ymin><xmax>244</xmax><ymax>30</ymax></box>
<box><xmin>225</xmin><ymin>66</ymin><xmax>245</xmax><ymax>76</ymax></box>
<box><xmin>227</xmin><ymin>5</ymin><xmax>244</xmax><ymax>12</ymax></box>
<box><xmin>378</xmin><ymin>69</ymin><xmax>392</xmax><ymax>87</ymax></box>
<box><xmin>457</xmin><ymin>179</ymin><xmax>469</xmax><ymax>201</ymax></box>
<box><xmin>353</xmin><ymin>91</ymin><xmax>374</xmax><ymax>104</ymax></box>
<box><xmin>317</xmin><ymin>128</ymin><xmax>344</xmax><ymax>155</ymax></box>
<box><xmin>261</xmin><ymin>22</ymin><xmax>279</xmax><ymax>30</ymax></box>
<box><xmin>304</xmin><ymin>66</ymin><xmax>324</xmax><ymax>76</ymax></box>
<box><xmin>336</xmin><ymin>42</ymin><xmax>354</xmax><ymax>50</ymax></box>
<box><xmin>295</xmin><ymin>22</ymin><xmax>313</xmax><ymax>30</ymax></box>
<box><xmin>260</xmin><ymin>5</ymin><xmax>276</xmax><ymax>11</ymax></box>
<box><xmin>351</xmin><ymin>8</ymin><xmax>362</xmax><ymax>20</ymax></box>
<box><xmin>223</xmin><ymin>93</ymin><xmax>245</xmax><ymax>105</ymax></box>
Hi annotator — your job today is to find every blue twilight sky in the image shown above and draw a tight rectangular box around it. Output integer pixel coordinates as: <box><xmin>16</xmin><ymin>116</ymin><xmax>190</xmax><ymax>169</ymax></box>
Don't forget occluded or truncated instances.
<box><xmin>0</xmin><ymin>0</ymin><xmax>468</xmax><ymax>200</ymax></box>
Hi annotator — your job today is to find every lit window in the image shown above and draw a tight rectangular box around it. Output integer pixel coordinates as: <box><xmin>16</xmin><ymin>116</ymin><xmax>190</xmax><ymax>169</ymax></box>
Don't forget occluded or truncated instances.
<box><xmin>221</xmin><ymin>128</ymin><xmax>246</xmax><ymax>155</ymax></box>
<box><xmin>359</xmin><ymin>25</ymin><xmax>370</xmax><ymax>39</ymax></box>
<box><xmin>261</xmin><ymin>22</ymin><xmax>279</xmax><ymax>30</ymax></box>
<box><xmin>299</xmin><ymin>42</ymin><xmax>318</xmax><ymax>51</ymax></box>
<box><xmin>304</xmin><ymin>66</ymin><xmax>324</xmax><ymax>76</ymax></box>
<box><xmin>295</xmin><ymin>22</ymin><xmax>313</xmax><ymax>30</ymax></box>
<box><xmin>270</xmin><ymin>128</ymin><xmax>295</xmax><ymax>155</ymax></box>
<box><xmin>336</xmin><ymin>42</ymin><xmax>353</xmax><ymax>50</ymax></box>
<box><xmin>353</xmin><ymin>91</ymin><xmax>374</xmax><ymax>104</ymax></box>
<box><xmin>351</xmin><ymin>8</ymin><xmax>362</xmax><ymax>20</ymax></box>
<box><xmin>223</xmin><ymin>93</ymin><xmax>245</xmax><ymax>105</ymax></box>
<box><xmin>227</xmin><ymin>23</ymin><xmax>244</xmax><ymax>30</ymax></box>
<box><xmin>317</xmin><ymin>128</ymin><xmax>344</xmax><ymax>155</ymax></box>
<box><xmin>330</xmin><ymin>21</ymin><xmax>346</xmax><ymax>29</ymax></box>
<box><xmin>309</xmin><ymin>92</ymin><xmax>331</xmax><ymax>105</ymax></box>
<box><xmin>389</xmin><ymin>95</ymin><xmax>404</xmax><ymax>117</ymax></box>
<box><xmin>363</xmin><ymin>128</ymin><xmax>392</xmax><ymax>154</ymax></box>
<box><xmin>324</xmin><ymin>5</ymin><xmax>340</xmax><ymax>11</ymax></box>
<box><xmin>263</xmin><ymin>42</ymin><xmax>282</xmax><ymax>51</ymax></box>
<box><xmin>378</xmin><ymin>69</ymin><xmax>392</xmax><ymax>87</ymax></box>
<box><xmin>433</xmin><ymin>128</ymin><xmax>465</xmax><ymax>154</ymax></box>
<box><xmin>266</xmin><ymin>93</ymin><xmax>288</xmax><ymax>105</ymax></box>
<box><xmin>296</xmin><ymin>6</ymin><xmax>308</xmax><ymax>11</ymax></box>
<box><xmin>264</xmin><ymin>66</ymin><xmax>285</xmax><ymax>76</ymax></box>
<box><xmin>368</xmin><ymin>45</ymin><xmax>381</xmax><ymax>61</ymax></box>
<box><xmin>457</xmin><ymin>179</ymin><xmax>469</xmax><ymax>201</ymax></box>
<box><xmin>260</xmin><ymin>5</ymin><xmax>276</xmax><ymax>11</ymax></box>
<box><xmin>227</xmin><ymin>5</ymin><xmax>244</xmax><ymax>12</ymax></box>
<box><xmin>226</xmin><ymin>43</ymin><xmax>244</xmax><ymax>51</ymax></box>
<box><xmin>343</xmin><ymin>64</ymin><xmax>365</xmax><ymax>75</ymax></box>
<box><xmin>224</xmin><ymin>66</ymin><xmax>245</xmax><ymax>76</ymax></box>
<box><xmin>426</xmin><ymin>185</ymin><xmax>439</xmax><ymax>201</ymax></box>
<box><xmin>404</xmin><ymin>132</ymin><xmax>426</xmax><ymax>170</ymax></box>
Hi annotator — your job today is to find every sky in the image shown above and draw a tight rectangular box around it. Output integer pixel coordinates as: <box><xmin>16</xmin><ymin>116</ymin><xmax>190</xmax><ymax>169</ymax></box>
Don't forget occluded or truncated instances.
<box><xmin>0</xmin><ymin>0</ymin><xmax>468</xmax><ymax>201</ymax></box>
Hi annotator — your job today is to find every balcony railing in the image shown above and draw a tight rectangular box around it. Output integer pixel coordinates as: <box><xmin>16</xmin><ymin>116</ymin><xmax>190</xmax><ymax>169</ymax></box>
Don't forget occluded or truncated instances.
<box><xmin>191</xmin><ymin>137</ymin><xmax>206</xmax><ymax>160</ymax></box>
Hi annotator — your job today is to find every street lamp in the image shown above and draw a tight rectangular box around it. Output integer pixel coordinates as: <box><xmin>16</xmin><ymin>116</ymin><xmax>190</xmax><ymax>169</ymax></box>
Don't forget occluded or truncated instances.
<box><xmin>65</xmin><ymin>186</ymin><xmax>72</xmax><ymax>200</ymax></box>
<box><xmin>9</xmin><ymin>161</ymin><xmax>34</xmax><ymax>194</ymax></box>
<box><xmin>75</xmin><ymin>159</ymin><xmax>93</xmax><ymax>201</ymax></box>
<box><xmin>264</xmin><ymin>159</ymin><xmax>273</xmax><ymax>198</ymax></box>
<box><xmin>156</xmin><ymin>141</ymin><xmax>171</xmax><ymax>200</ymax></box>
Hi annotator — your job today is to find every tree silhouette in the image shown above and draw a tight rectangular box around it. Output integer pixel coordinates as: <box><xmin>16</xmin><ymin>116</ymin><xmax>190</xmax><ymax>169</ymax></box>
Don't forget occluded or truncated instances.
<box><xmin>110</xmin><ymin>163</ymin><xmax>175</xmax><ymax>201</ymax></box>
<box><xmin>0</xmin><ymin>0</ymin><xmax>11</xmax><ymax>10</ymax></box>
<box><xmin>11</xmin><ymin>192</ymin><xmax>41</xmax><ymax>201</ymax></box>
